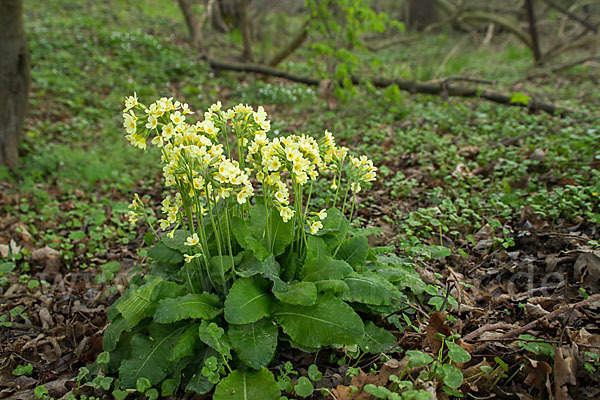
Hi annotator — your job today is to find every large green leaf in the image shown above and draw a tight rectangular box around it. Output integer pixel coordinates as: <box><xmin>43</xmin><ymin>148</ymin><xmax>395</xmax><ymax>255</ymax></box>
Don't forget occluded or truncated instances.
<box><xmin>208</xmin><ymin>255</ymin><xmax>235</xmax><ymax>286</ymax></box>
<box><xmin>102</xmin><ymin>316</ymin><xmax>132</xmax><ymax>352</ymax></box>
<box><xmin>117</xmin><ymin>278</ymin><xmax>163</xmax><ymax>326</ymax></box>
<box><xmin>148</xmin><ymin>241</ymin><xmax>184</xmax><ymax>264</ymax></box>
<box><xmin>169</xmin><ymin>324</ymin><xmax>201</xmax><ymax>361</ymax></box>
<box><xmin>337</xmin><ymin>235</ymin><xmax>369</xmax><ymax>267</ymax></box>
<box><xmin>267</xmin><ymin>207</ymin><xmax>294</xmax><ymax>257</ymax></box>
<box><xmin>232</xmin><ymin>216</ymin><xmax>270</xmax><ymax>261</ymax></box>
<box><xmin>229</xmin><ymin>319</ymin><xmax>278</xmax><ymax>369</ymax></box>
<box><xmin>154</xmin><ymin>293</ymin><xmax>222</xmax><ymax>323</ymax></box>
<box><xmin>161</xmin><ymin>229</ymin><xmax>189</xmax><ymax>253</ymax></box>
<box><xmin>213</xmin><ymin>368</ymin><xmax>280</xmax><ymax>400</ymax></box>
<box><xmin>315</xmin><ymin>208</ymin><xmax>348</xmax><ymax>236</ymax></box>
<box><xmin>314</xmin><ymin>279</ymin><xmax>350</xmax><ymax>294</ymax></box>
<box><xmin>358</xmin><ymin>321</ymin><xmax>396</xmax><ymax>354</ymax></box>
<box><xmin>341</xmin><ymin>273</ymin><xmax>393</xmax><ymax>305</ymax></box>
<box><xmin>273</xmin><ymin>281</ymin><xmax>317</xmax><ymax>306</ymax></box>
<box><xmin>302</xmin><ymin>257</ymin><xmax>353</xmax><ymax>282</ymax></box>
<box><xmin>235</xmin><ymin>251</ymin><xmax>265</xmax><ymax>277</ymax></box>
<box><xmin>373</xmin><ymin>260</ymin><xmax>428</xmax><ymax>295</ymax></box>
<box><xmin>306</xmin><ymin>235</ymin><xmax>332</xmax><ymax>260</ymax></box>
<box><xmin>118</xmin><ymin>324</ymin><xmax>184</xmax><ymax>388</ymax></box>
<box><xmin>275</xmin><ymin>294</ymin><xmax>364</xmax><ymax>348</ymax></box>
<box><xmin>224</xmin><ymin>277</ymin><xmax>274</xmax><ymax>324</ymax></box>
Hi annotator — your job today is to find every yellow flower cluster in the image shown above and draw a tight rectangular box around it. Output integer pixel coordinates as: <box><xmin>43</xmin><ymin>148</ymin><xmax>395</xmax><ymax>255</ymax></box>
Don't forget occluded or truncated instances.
<box><xmin>348</xmin><ymin>155</ymin><xmax>377</xmax><ymax>193</ymax></box>
<box><xmin>246</xmin><ymin>133</ymin><xmax>323</xmax><ymax>221</ymax></box>
<box><xmin>320</xmin><ymin>130</ymin><xmax>349</xmax><ymax>166</ymax></box>
<box><xmin>308</xmin><ymin>209</ymin><xmax>328</xmax><ymax>234</ymax></box>
<box><xmin>122</xmin><ymin>94</ymin><xmax>378</xmax><ymax>236</ymax></box>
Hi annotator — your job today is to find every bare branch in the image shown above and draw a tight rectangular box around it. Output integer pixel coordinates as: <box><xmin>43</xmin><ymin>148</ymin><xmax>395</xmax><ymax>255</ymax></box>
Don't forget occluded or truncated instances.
<box><xmin>541</xmin><ymin>0</ymin><xmax>598</xmax><ymax>33</ymax></box>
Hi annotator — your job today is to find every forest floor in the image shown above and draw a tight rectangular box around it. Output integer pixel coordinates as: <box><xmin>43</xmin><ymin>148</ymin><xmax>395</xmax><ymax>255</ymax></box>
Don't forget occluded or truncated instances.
<box><xmin>1</xmin><ymin>0</ymin><xmax>600</xmax><ymax>399</ymax></box>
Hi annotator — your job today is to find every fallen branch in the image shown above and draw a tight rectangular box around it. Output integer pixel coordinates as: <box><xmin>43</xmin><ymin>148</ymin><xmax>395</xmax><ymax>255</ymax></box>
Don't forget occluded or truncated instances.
<box><xmin>472</xmin><ymin>294</ymin><xmax>600</xmax><ymax>353</ymax></box>
<box><xmin>207</xmin><ymin>59</ymin><xmax>573</xmax><ymax>115</ymax></box>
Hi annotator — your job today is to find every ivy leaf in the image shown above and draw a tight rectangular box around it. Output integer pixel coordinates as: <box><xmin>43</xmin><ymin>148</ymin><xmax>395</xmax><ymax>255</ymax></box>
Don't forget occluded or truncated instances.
<box><xmin>294</xmin><ymin>376</ymin><xmax>314</xmax><ymax>398</ymax></box>
<box><xmin>118</xmin><ymin>324</ymin><xmax>184</xmax><ymax>388</ymax></box>
<box><xmin>446</xmin><ymin>341</ymin><xmax>471</xmax><ymax>364</ymax></box>
<box><xmin>340</xmin><ymin>273</ymin><xmax>393</xmax><ymax>305</ymax></box>
<box><xmin>358</xmin><ymin>321</ymin><xmax>396</xmax><ymax>354</ymax></box>
<box><xmin>273</xmin><ymin>281</ymin><xmax>317</xmax><ymax>306</ymax></box>
<box><xmin>213</xmin><ymin>368</ymin><xmax>280</xmax><ymax>400</ymax></box>
<box><xmin>154</xmin><ymin>293</ymin><xmax>222</xmax><ymax>324</ymax></box>
<box><xmin>302</xmin><ymin>257</ymin><xmax>353</xmax><ymax>282</ymax></box>
<box><xmin>228</xmin><ymin>319</ymin><xmax>278</xmax><ymax>369</ymax></box>
<box><xmin>148</xmin><ymin>241</ymin><xmax>184</xmax><ymax>264</ymax></box>
<box><xmin>275</xmin><ymin>294</ymin><xmax>364</xmax><ymax>348</ymax></box>
<box><xmin>224</xmin><ymin>277</ymin><xmax>274</xmax><ymax>324</ymax></box>
<box><xmin>198</xmin><ymin>321</ymin><xmax>231</xmax><ymax>357</ymax></box>
<box><xmin>169</xmin><ymin>324</ymin><xmax>201</xmax><ymax>361</ymax></box>
<box><xmin>406</xmin><ymin>350</ymin><xmax>433</xmax><ymax>367</ymax></box>
<box><xmin>337</xmin><ymin>235</ymin><xmax>368</xmax><ymax>267</ymax></box>
<box><xmin>441</xmin><ymin>363</ymin><xmax>464</xmax><ymax>389</ymax></box>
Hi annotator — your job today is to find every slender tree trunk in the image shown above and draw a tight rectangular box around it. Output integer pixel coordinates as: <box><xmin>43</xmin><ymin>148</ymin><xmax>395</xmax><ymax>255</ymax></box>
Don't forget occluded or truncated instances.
<box><xmin>0</xmin><ymin>0</ymin><xmax>30</xmax><ymax>167</ymax></box>
<box><xmin>178</xmin><ymin>0</ymin><xmax>204</xmax><ymax>50</ymax></box>
<box><xmin>524</xmin><ymin>0</ymin><xmax>542</xmax><ymax>63</ymax></box>
<box><xmin>238</xmin><ymin>0</ymin><xmax>253</xmax><ymax>62</ymax></box>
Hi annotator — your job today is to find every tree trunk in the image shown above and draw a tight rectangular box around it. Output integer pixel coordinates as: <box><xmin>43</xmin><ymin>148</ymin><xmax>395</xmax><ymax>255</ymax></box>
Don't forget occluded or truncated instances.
<box><xmin>524</xmin><ymin>0</ymin><xmax>542</xmax><ymax>63</ymax></box>
<box><xmin>0</xmin><ymin>0</ymin><xmax>30</xmax><ymax>167</ymax></box>
<box><xmin>405</xmin><ymin>0</ymin><xmax>440</xmax><ymax>30</ymax></box>
<box><xmin>178</xmin><ymin>0</ymin><xmax>204</xmax><ymax>51</ymax></box>
<box><xmin>237</xmin><ymin>0</ymin><xmax>253</xmax><ymax>62</ymax></box>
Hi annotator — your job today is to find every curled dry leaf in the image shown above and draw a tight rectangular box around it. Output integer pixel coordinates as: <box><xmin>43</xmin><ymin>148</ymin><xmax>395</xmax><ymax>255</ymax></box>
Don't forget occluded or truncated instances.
<box><xmin>554</xmin><ymin>345</ymin><xmax>578</xmax><ymax>400</ymax></box>
<box><xmin>0</xmin><ymin>243</ymin><xmax>9</xmax><ymax>258</ymax></box>
<box><xmin>523</xmin><ymin>357</ymin><xmax>553</xmax><ymax>399</ymax></box>
<box><xmin>426</xmin><ymin>311</ymin><xmax>451</xmax><ymax>355</ymax></box>
<box><xmin>31</xmin><ymin>246</ymin><xmax>62</xmax><ymax>275</ymax></box>
<box><xmin>573</xmin><ymin>251</ymin><xmax>600</xmax><ymax>293</ymax></box>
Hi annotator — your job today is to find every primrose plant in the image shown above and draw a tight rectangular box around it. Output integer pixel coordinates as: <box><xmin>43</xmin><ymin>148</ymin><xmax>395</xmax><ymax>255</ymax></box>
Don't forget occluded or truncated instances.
<box><xmin>101</xmin><ymin>94</ymin><xmax>410</xmax><ymax>399</ymax></box>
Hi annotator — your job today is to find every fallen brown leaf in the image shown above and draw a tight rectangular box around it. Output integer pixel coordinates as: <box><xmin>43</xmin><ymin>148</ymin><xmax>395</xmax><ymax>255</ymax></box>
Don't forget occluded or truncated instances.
<box><xmin>554</xmin><ymin>345</ymin><xmax>577</xmax><ymax>400</ymax></box>
<box><xmin>426</xmin><ymin>312</ymin><xmax>451</xmax><ymax>355</ymax></box>
<box><xmin>523</xmin><ymin>357</ymin><xmax>553</xmax><ymax>399</ymax></box>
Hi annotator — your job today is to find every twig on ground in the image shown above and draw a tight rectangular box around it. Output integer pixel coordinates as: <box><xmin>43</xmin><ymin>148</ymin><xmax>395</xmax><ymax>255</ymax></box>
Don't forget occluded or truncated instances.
<box><xmin>391</xmin><ymin>297</ymin><xmax>430</xmax><ymax>320</ymax></box>
<box><xmin>464</xmin><ymin>322</ymin><xmax>514</xmax><ymax>341</ymax></box>
<box><xmin>472</xmin><ymin>294</ymin><xmax>600</xmax><ymax>353</ymax></box>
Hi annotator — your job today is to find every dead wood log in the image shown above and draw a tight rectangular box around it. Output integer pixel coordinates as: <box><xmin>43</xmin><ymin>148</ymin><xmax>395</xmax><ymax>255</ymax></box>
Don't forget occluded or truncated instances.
<box><xmin>207</xmin><ymin>59</ymin><xmax>574</xmax><ymax>115</ymax></box>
